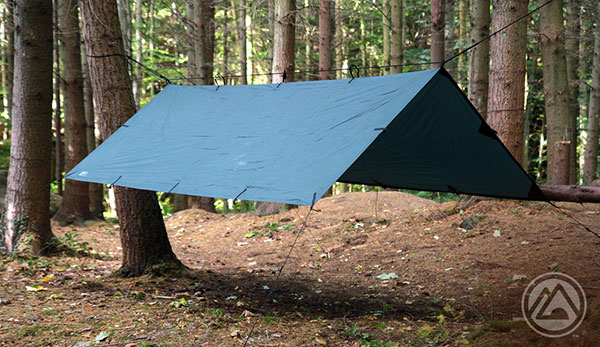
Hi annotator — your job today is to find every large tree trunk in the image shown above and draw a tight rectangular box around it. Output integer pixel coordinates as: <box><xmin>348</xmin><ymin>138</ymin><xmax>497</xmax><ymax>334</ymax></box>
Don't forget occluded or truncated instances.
<box><xmin>540</xmin><ymin>0</ymin><xmax>571</xmax><ymax>184</ymax></box>
<box><xmin>79</xmin><ymin>0</ymin><xmax>181</xmax><ymax>276</ymax></box>
<box><xmin>318</xmin><ymin>0</ymin><xmax>332</xmax><ymax>80</ymax></box>
<box><xmin>82</xmin><ymin>48</ymin><xmax>104</xmax><ymax>219</ymax></box>
<box><xmin>486</xmin><ymin>0</ymin><xmax>528</xmax><ymax>164</ymax></box>
<box><xmin>53</xmin><ymin>0</ymin><xmax>91</xmax><ymax>224</ymax></box>
<box><xmin>4</xmin><ymin>0</ymin><xmax>55</xmax><ymax>255</ymax></box>
<box><xmin>390</xmin><ymin>0</ymin><xmax>403</xmax><ymax>73</ymax></box>
<box><xmin>272</xmin><ymin>0</ymin><xmax>296</xmax><ymax>82</ymax></box>
<box><xmin>468</xmin><ymin>0</ymin><xmax>490</xmax><ymax>119</ymax></box>
<box><xmin>584</xmin><ymin>1</ymin><xmax>600</xmax><ymax>184</ymax></box>
<box><xmin>430</xmin><ymin>0</ymin><xmax>445</xmax><ymax>66</ymax></box>
<box><xmin>565</xmin><ymin>0</ymin><xmax>580</xmax><ymax>184</ymax></box>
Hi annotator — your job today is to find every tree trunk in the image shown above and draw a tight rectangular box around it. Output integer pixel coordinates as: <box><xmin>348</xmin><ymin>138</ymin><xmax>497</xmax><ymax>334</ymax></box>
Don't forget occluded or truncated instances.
<box><xmin>5</xmin><ymin>0</ymin><xmax>14</xmax><ymax>120</ymax></box>
<box><xmin>267</xmin><ymin>0</ymin><xmax>274</xmax><ymax>83</ymax></box>
<box><xmin>565</xmin><ymin>0</ymin><xmax>580</xmax><ymax>184</ymax></box>
<box><xmin>188</xmin><ymin>0</ymin><xmax>216</xmax><ymax>212</ymax></box>
<box><xmin>457</xmin><ymin>0</ymin><xmax>468</xmax><ymax>84</ymax></box>
<box><xmin>79</xmin><ymin>0</ymin><xmax>181</xmax><ymax>276</ymax></box>
<box><xmin>318</xmin><ymin>0</ymin><xmax>332</xmax><ymax>80</ymax></box>
<box><xmin>382</xmin><ymin>0</ymin><xmax>390</xmax><ymax>72</ymax></box>
<box><xmin>540</xmin><ymin>0</ymin><xmax>571</xmax><ymax>184</ymax></box>
<box><xmin>116</xmin><ymin>0</ymin><xmax>132</xmax><ymax>55</ymax></box>
<box><xmin>53</xmin><ymin>0</ymin><xmax>91</xmax><ymax>224</ymax></box>
<box><xmin>390</xmin><ymin>0</ymin><xmax>403</xmax><ymax>74</ymax></box>
<box><xmin>551</xmin><ymin>141</ymin><xmax>570</xmax><ymax>185</ymax></box>
<box><xmin>257</xmin><ymin>0</ymin><xmax>296</xmax><ymax>215</ymax></box>
<box><xmin>132</xmin><ymin>0</ymin><xmax>143</xmax><ymax>107</ymax></box>
<box><xmin>584</xmin><ymin>2</ymin><xmax>600</xmax><ymax>184</ymax></box>
<box><xmin>486</xmin><ymin>0</ymin><xmax>528</xmax><ymax>164</ymax></box>
<box><xmin>53</xmin><ymin>0</ymin><xmax>63</xmax><ymax>196</ymax></box>
<box><xmin>444</xmin><ymin>0</ymin><xmax>456</xmax><ymax>74</ymax></box>
<box><xmin>239</xmin><ymin>0</ymin><xmax>247</xmax><ymax>84</ymax></box>
<box><xmin>468</xmin><ymin>0</ymin><xmax>490</xmax><ymax>119</ymax></box>
<box><xmin>82</xmin><ymin>47</ymin><xmax>104</xmax><ymax>219</ymax></box>
<box><xmin>4</xmin><ymin>0</ymin><xmax>55</xmax><ymax>255</ymax></box>
<box><xmin>539</xmin><ymin>184</ymin><xmax>600</xmax><ymax>203</ymax></box>
<box><xmin>430</xmin><ymin>0</ymin><xmax>445</xmax><ymax>66</ymax></box>
<box><xmin>272</xmin><ymin>0</ymin><xmax>296</xmax><ymax>82</ymax></box>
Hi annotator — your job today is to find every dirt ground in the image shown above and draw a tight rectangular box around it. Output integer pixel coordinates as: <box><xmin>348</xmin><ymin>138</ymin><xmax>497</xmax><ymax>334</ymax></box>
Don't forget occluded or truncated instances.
<box><xmin>1</xmin><ymin>191</ymin><xmax>599</xmax><ymax>346</ymax></box>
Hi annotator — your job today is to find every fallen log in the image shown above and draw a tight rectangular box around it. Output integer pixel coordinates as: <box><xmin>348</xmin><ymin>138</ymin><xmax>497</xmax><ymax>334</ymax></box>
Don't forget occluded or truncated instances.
<box><xmin>539</xmin><ymin>184</ymin><xmax>600</xmax><ymax>203</ymax></box>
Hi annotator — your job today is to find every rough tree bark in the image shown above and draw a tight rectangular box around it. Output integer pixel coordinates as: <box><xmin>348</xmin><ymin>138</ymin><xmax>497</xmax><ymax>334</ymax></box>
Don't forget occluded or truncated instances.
<box><xmin>53</xmin><ymin>0</ymin><xmax>91</xmax><ymax>224</ymax></box>
<box><xmin>238</xmin><ymin>0</ymin><xmax>247</xmax><ymax>84</ymax></box>
<box><xmin>319</xmin><ymin>0</ymin><xmax>332</xmax><ymax>80</ymax></box>
<box><xmin>80</xmin><ymin>0</ymin><xmax>182</xmax><ymax>276</ymax></box>
<box><xmin>486</xmin><ymin>0</ymin><xmax>528</xmax><ymax>164</ymax></box>
<box><xmin>82</xmin><ymin>49</ymin><xmax>104</xmax><ymax>219</ymax></box>
<box><xmin>4</xmin><ymin>0</ymin><xmax>55</xmax><ymax>255</ymax></box>
<box><xmin>430</xmin><ymin>0</ymin><xmax>445</xmax><ymax>66</ymax></box>
<box><xmin>468</xmin><ymin>0</ymin><xmax>490</xmax><ymax>119</ymax></box>
<box><xmin>565</xmin><ymin>0</ymin><xmax>580</xmax><ymax>184</ymax></box>
<box><xmin>584</xmin><ymin>1</ymin><xmax>600</xmax><ymax>184</ymax></box>
<box><xmin>272</xmin><ymin>0</ymin><xmax>296</xmax><ymax>82</ymax></box>
<box><xmin>390</xmin><ymin>0</ymin><xmax>403</xmax><ymax>73</ymax></box>
<box><xmin>540</xmin><ymin>0</ymin><xmax>571</xmax><ymax>184</ymax></box>
<box><xmin>539</xmin><ymin>184</ymin><xmax>600</xmax><ymax>203</ymax></box>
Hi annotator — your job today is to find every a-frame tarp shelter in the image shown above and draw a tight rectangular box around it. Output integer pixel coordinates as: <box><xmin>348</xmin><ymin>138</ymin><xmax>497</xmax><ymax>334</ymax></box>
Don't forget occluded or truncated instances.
<box><xmin>67</xmin><ymin>67</ymin><xmax>544</xmax><ymax>206</ymax></box>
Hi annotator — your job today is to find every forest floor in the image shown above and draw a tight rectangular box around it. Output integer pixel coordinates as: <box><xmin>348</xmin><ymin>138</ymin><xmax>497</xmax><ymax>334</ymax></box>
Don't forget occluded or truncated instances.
<box><xmin>1</xmin><ymin>192</ymin><xmax>600</xmax><ymax>347</ymax></box>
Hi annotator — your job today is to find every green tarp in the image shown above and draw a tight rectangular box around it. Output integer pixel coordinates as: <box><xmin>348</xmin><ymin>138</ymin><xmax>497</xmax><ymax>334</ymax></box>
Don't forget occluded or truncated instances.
<box><xmin>66</xmin><ymin>67</ymin><xmax>544</xmax><ymax>206</ymax></box>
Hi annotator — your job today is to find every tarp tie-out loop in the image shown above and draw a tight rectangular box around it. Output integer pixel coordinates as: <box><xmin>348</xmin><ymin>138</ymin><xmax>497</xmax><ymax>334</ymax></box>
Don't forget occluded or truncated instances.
<box><xmin>164</xmin><ymin>182</ymin><xmax>180</xmax><ymax>198</ymax></box>
<box><xmin>276</xmin><ymin>70</ymin><xmax>287</xmax><ymax>88</ymax></box>
<box><xmin>108</xmin><ymin>175</ymin><xmax>122</xmax><ymax>189</ymax></box>
<box><xmin>233</xmin><ymin>187</ymin><xmax>248</xmax><ymax>203</ymax></box>
<box><xmin>374</xmin><ymin>127</ymin><xmax>387</xmax><ymax>132</ymax></box>
<box><xmin>214</xmin><ymin>73</ymin><xmax>224</xmax><ymax>91</ymax></box>
<box><xmin>243</xmin><ymin>192</ymin><xmax>317</xmax><ymax>347</ymax></box>
<box><xmin>348</xmin><ymin>64</ymin><xmax>360</xmax><ymax>83</ymax></box>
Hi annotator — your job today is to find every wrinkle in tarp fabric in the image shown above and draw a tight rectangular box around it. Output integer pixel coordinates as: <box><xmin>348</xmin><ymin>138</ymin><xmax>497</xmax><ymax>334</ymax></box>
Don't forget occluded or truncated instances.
<box><xmin>66</xmin><ymin>67</ymin><xmax>543</xmax><ymax>206</ymax></box>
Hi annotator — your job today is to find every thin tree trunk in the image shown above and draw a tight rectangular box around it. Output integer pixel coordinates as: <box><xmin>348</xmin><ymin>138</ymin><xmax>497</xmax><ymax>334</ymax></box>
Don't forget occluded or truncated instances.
<box><xmin>457</xmin><ymin>0</ymin><xmax>468</xmax><ymax>84</ymax></box>
<box><xmin>486</xmin><ymin>0</ymin><xmax>528</xmax><ymax>164</ymax></box>
<box><xmin>565</xmin><ymin>0</ymin><xmax>580</xmax><ymax>184</ymax></box>
<box><xmin>53</xmin><ymin>0</ymin><xmax>63</xmax><ymax>196</ymax></box>
<box><xmin>132</xmin><ymin>0</ymin><xmax>143</xmax><ymax>107</ymax></box>
<box><xmin>468</xmin><ymin>0</ymin><xmax>490</xmax><ymax>119</ymax></box>
<box><xmin>5</xmin><ymin>0</ymin><xmax>14</xmax><ymax>120</ymax></box>
<box><xmin>540</xmin><ymin>0</ymin><xmax>570</xmax><ymax>184</ymax></box>
<box><xmin>334</xmin><ymin>0</ymin><xmax>343</xmax><ymax>79</ymax></box>
<box><xmin>54</xmin><ymin>0</ymin><xmax>91</xmax><ymax>224</ymax></box>
<box><xmin>272</xmin><ymin>0</ymin><xmax>296</xmax><ymax>82</ymax></box>
<box><xmin>382</xmin><ymin>0</ymin><xmax>390</xmax><ymax>72</ymax></box>
<box><xmin>444</xmin><ymin>0</ymin><xmax>456</xmax><ymax>74</ymax></box>
<box><xmin>584</xmin><ymin>2</ymin><xmax>600</xmax><ymax>184</ymax></box>
<box><xmin>116</xmin><ymin>0</ymin><xmax>132</xmax><ymax>55</ymax></box>
<box><xmin>80</xmin><ymin>0</ymin><xmax>181</xmax><ymax>276</ymax></box>
<box><xmin>319</xmin><ymin>0</ymin><xmax>332</xmax><ymax>80</ymax></box>
<box><xmin>82</xmin><ymin>48</ymin><xmax>104</xmax><ymax>219</ymax></box>
<box><xmin>4</xmin><ymin>0</ymin><xmax>55</xmax><ymax>255</ymax></box>
<box><xmin>430</xmin><ymin>0</ymin><xmax>445</xmax><ymax>66</ymax></box>
<box><xmin>390</xmin><ymin>0</ymin><xmax>403</xmax><ymax>74</ymax></box>
<box><xmin>523</xmin><ymin>43</ymin><xmax>539</xmax><ymax>170</ymax></box>
<box><xmin>267</xmin><ymin>0</ymin><xmax>274</xmax><ymax>83</ymax></box>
